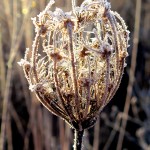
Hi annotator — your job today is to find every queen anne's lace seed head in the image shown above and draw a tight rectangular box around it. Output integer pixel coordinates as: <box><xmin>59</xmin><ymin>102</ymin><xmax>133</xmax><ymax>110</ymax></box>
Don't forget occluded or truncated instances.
<box><xmin>19</xmin><ymin>0</ymin><xmax>129</xmax><ymax>130</ymax></box>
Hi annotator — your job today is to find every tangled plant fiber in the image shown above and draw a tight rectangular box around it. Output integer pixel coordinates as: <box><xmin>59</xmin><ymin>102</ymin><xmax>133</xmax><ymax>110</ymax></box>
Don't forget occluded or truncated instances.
<box><xmin>19</xmin><ymin>0</ymin><xmax>129</xmax><ymax>149</ymax></box>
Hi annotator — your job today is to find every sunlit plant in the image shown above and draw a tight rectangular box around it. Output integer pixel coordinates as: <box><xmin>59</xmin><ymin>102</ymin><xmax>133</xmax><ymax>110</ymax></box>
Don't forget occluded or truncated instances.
<box><xmin>18</xmin><ymin>0</ymin><xmax>129</xmax><ymax>149</ymax></box>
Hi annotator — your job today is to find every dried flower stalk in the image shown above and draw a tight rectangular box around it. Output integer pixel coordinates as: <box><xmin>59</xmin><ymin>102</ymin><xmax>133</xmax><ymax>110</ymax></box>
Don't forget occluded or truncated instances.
<box><xmin>19</xmin><ymin>0</ymin><xmax>129</xmax><ymax>149</ymax></box>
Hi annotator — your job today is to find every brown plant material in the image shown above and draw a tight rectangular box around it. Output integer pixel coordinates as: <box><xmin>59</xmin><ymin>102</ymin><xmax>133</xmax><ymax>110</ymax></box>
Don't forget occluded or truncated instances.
<box><xmin>19</xmin><ymin>0</ymin><xmax>129</xmax><ymax>149</ymax></box>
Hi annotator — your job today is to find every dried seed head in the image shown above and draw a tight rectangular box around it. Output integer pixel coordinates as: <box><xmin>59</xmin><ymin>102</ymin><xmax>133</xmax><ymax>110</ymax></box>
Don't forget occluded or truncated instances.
<box><xmin>19</xmin><ymin>0</ymin><xmax>129</xmax><ymax>130</ymax></box>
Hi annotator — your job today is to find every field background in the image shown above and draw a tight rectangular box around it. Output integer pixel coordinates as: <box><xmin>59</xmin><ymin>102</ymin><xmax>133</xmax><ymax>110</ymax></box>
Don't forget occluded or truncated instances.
<box><xmin>0</xmin><ymin>0</ymin><xmax>150</xmax><ymax>150</ymax></box>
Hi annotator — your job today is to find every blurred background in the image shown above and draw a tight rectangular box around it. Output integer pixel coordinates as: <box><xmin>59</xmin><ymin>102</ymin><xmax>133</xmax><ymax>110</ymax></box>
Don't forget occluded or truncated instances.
<box><xmin>0</xmin><ymin>0</ymin><xmax>150</xmax><ymax>150</ymax></box>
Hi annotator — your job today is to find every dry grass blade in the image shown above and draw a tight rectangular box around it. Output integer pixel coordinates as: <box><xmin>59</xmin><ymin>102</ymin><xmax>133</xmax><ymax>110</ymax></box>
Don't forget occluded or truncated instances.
<box><xmin>103</xmin><ymin>114</ymin><xmax>121</xmax><ymax>150</ymax></box>
<box><xmin>59</xmin><ymin>118</ymin><xmax>66</xmax><ymax>150</ymax></box>
<box><xmin>2</xmin><ymin>0</ymin><xmax>13</xmax><ymax>39</ymax></box>
<box><xmin>43</xmin><ymin>110</ymin><xmax>52</xmax><ymax>150</ymax></box>
<box><xmin>6</xmin><ymin>113</ymin><xmax>13</xmax><ymax>150</ymax></box>
<box><xmin>9</xmin><ymin>103</ymin><xmax>25</xmax><ymax>137</ymax></box>
<box><xmin>93</xmin><ymin>118</ymin><xmax>100</xmax><ymax>150</ymax></box>
<box><xmin>0</xmin><ymin>25</ymin><xmax>6</xmax><ymax>98</ymax></box>
<box><xmin>0</xmin><ymin>0</ymin><xmax>32</xmax><ymax>149</ymax></box>
<box><xmin>116</xmin><ymin>0</ymin><xmax>142</xmax><ymax>149</ymax></box>
<box><xmin>0</xmin><ymin>68</ymin><xmax>13</xmax><ymax>150</ymax></box>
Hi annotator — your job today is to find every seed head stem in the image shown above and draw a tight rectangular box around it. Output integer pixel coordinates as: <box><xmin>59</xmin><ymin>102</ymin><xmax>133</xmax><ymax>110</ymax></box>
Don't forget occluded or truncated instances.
<box><xmin>74</xmin><ymin>130</ymin><xmax>84</xmax><ymax>150</ymax></box>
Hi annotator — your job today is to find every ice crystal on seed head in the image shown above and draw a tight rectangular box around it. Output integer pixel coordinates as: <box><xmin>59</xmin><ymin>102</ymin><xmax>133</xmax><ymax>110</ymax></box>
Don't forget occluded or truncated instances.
<box><xmin>19</xmin><ymin>0</ymin><xmax>129</xmax><ymax>130</ymax></box>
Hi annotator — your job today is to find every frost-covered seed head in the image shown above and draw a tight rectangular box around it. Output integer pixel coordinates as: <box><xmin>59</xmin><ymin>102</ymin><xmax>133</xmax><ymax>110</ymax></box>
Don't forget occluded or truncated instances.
<box><xmin>19</xmin><ymin>0</ymin><xmax>129</xmax><ymax>130</ymax></box>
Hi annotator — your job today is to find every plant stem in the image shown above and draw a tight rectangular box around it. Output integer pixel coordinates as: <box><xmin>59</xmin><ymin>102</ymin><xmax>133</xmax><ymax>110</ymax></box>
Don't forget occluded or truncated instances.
<box><xmin>116</xmin><ymin>0</ymin><xmax>141</xmax><ymax>150</ymax></box>
<box><xmin>74</xmin><ymin>129</ymin><xmax>84</xmax><ymax>150</ymax></box>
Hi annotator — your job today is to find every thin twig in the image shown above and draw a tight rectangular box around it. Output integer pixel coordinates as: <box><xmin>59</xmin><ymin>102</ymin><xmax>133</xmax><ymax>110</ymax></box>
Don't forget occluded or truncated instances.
<box><xmin>0</xmin><ymin>3</ymin><xmax>17</xmax><ymax>148</ymax></box>
<box><xmin>0</xmin><ymin>1</ymin><xmax>32</xmax><ymax>149</ymax></box>
<box><xmin>59</xmin><ymin>118</ymin><xmax>66</xmax><ymax>150</ymax></box>
<box><xmin>6</xmin><ymin>113</ymin><xmax>13</xmax><ymax>150</ymax></box>
<box><xmin>65</xmin><ymin>123</ymin><xmax>72</xmax><ymax>150</ymax></box>
<box><xmin>9</xmin><ymin>102</ymin><xmax>25</xmax><ymax>137</ymax></box>
<box><xmin>0</xmin><ymin>25</ymin><xmax>6</xmax><ymax>99</ymax></box>
<box><xmin>2</xmin><ymin>0</ymin><xmax>13</xmax><ymax>40</ymax></box>
<box><xmin>43</xmin><ymin>110</ymin><xmax>52</xmax><ymax>150</ymax></box>
<box><xmin>93</xmin><ymin>117</ymin><xmax>100</xmax><ymax>150</ymax></box>
<box><xmin>0</xmin><ymin>68</ymin><xmax>13</xmax><ymax>150</ymax></box>
<box><xmin>116</xmin><ymin>1</ymin><xmax>142</xmax><ymax>149</ymax></box>
<box><xmin>103</xmin><ymin>115</ymin><xmax>121</xmax><ymax>150</ymax></box>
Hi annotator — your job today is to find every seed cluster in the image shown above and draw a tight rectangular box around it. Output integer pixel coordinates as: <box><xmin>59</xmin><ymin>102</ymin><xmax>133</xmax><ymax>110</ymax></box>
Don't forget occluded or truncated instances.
<box><xmin>19</xmin><ymin>0</ymin><xmax>129</xmax><ymax>130</ymax></box>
